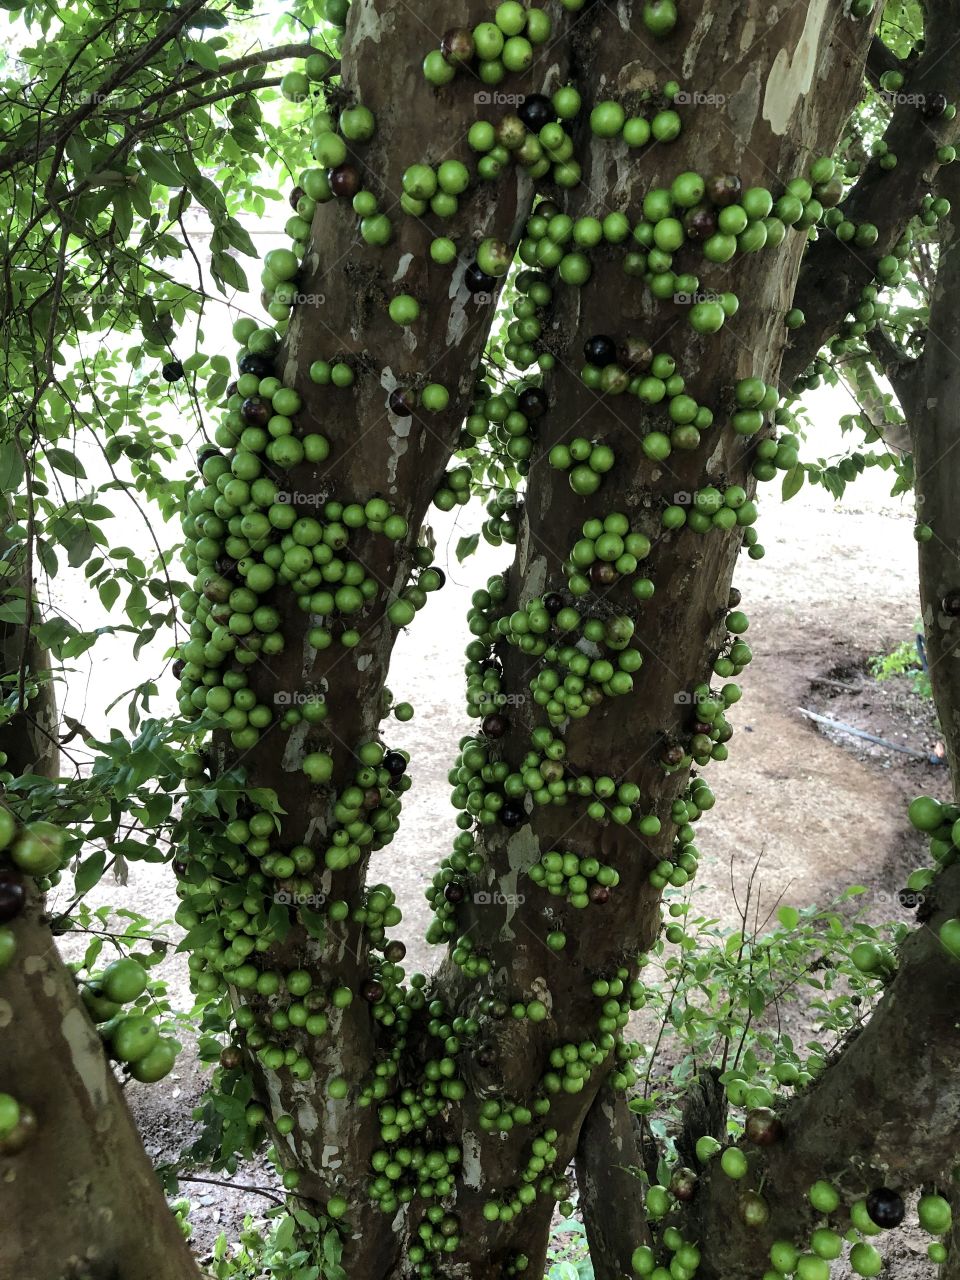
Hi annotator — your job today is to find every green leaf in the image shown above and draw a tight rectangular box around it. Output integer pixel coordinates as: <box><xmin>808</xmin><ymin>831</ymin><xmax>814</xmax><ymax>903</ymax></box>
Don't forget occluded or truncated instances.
<box><xmin>45</xmin><ymin>447</ymin><xmax>86</xmax><ymax>479</ymax></box>
<box><xmin>273</xmin><ymin>1216</ymin><xmax>297</xmax><ymax>1252</ymax></box>
<box><xmin>176</xmin><ymin>919</ymin><xmax>221</xmax><ymax>952</ymax></box>
<box><xmin>782</xmin><ymin>463</ymin><xmax>804</xmax><ymax>502</ymax></box>
<box><xmin>211</xmin><ymin>251</ymin><xmax>248</xmax><ymax>293</ymax></box>
<box><xmin>74</xmin><ymin>850</ymin><xmax>107</xmax><ymax>895</ymax></box>
<box><xmin>0</xmin><ymin>598</ymin><xmax>27</xmax><ymax>624</ymax></box>
<box><xmin>322</xmin><ymin>1230</ymin><xmax>347</xmax><ymax>1280</ymax></box>
<box><xmin>777</xmin><ymin>906</ymin><xmax>800</xmax><ymax>930</ymax></box>
<box><xmin>99</xmin><ymin>579</ymin><xmax>121</xmax><ymax>611</ymax></box>
<box><xmin>138</xmin><ymin>149</ymin><xmax>183</xmax><ymax>188</ymax></box>
<box><xmin>456</xmin><ymin>533</ymin><xmax>479</xmax><ymax>563</ymax></box>
<box><xmin>0</xmin><ymin>442</ymin><xmax>25</xmax><ymax>492</ymax></box>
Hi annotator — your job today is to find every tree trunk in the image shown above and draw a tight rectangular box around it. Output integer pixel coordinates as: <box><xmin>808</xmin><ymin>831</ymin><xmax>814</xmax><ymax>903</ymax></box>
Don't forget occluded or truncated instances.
<box><xmin>910</xmin><ymin>152</ymin><xmax>960</xmax><ymax>776</ymax></box>
<box><xmin>419</xmin><ymin>5</ymin><xmax>875</xmax><ymax>1275</ymax></box>
<box><xmin>0</xmin><ymin>609</ymin><xmax>200</xmax><ymax>1280</ymax></box>
<box><xmin>206</xmin><ymin>4</ymin><xmax>567</xmax><ymax>1275</ymax></box>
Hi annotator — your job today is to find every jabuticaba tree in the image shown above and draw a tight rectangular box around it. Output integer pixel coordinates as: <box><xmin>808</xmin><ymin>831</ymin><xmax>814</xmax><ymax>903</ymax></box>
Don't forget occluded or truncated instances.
<box><xmin>164</xmin><ymin>1</ymin><xmax>960</xmax><ymax>1278</ymax></box>
<box><xmin>7</xmin><ymin>0</ymin><xmax>960</xmax><ymax>1279</ymax></box>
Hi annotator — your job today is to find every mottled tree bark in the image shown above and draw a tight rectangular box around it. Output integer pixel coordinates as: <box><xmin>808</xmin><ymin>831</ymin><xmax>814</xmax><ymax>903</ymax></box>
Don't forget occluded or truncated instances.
<box><xmin>911</xmin><ymin>154</ymin><xmax>960</xmax><ymax>777</ymax></box>
<box><xmin>0</xmin><ymin>608</ymin><xmax>200</xmax><ymax>1280</ymax></box>
<box><xmin>220</xmin><ymin>4</ymin><xmax>565</xmax><ymax>1276</ymax></box>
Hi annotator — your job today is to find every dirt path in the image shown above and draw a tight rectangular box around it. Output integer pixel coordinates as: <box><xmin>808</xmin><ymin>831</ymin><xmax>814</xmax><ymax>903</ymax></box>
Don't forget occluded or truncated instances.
<box><xmin>54</xmin><ymin>483</ymin><xmax>952</xmax><ymax>1262</ymax></box>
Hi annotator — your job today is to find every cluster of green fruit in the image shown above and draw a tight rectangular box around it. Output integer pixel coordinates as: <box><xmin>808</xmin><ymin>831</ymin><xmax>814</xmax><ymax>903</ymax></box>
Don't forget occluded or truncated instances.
<box><xmin>905</xmin><ymin>793</ymin><xmax>960</xmax><ymax>958</ymax></box>
<box><xmin>367</xmin><ymin>1138</ymin><xmax>461</xmax><ymax>1215</ymax></box>
<box><xmin>173</xmin><ymin>772</ymin><xmax>408</xmax><ymax>1035</ymax></box>
<box><xmin>547</xmin><ymin>435</ymin><xmax>615</xmax><ymax>495</ymax></box>
<box><xmin>465</xmin><ymin>375</ymin><xmax>547</xmax><ymax>465</ymax></box>
<box><xmin>528</xmin><ymin>848</ymin><xmax>620</xmax><ymax>907</ymax></box>
<box><xmin>661</xmin><ymin>486</ymin><xmax>758</xmax><ymax>535</ymax></box>
<box><xmin>589</xmin><ymin>87</ymin><xmax>682</xmax><ymax>145</ymax></box>
<box><xmin>499</xmin><ymin>270</ymin><xmax>554</xmax><ymax>373</ymax></box>
<box><xmin>423</xmin><ymin>7</ymin><xmax>553</xmax><ymax>89</ymax></box>
<box><xmin>631</xmin><ymin>1229</ymin><xmax>701</xmax><ymax>1279</ymax></box>
<box><xmin>481</xmin><ymin>1129</ymin><xmax>561</xmax><ymax>1219</ymax></box>
<box><xmin>564</xmin><ymin>514</ymin><xmax>653</xmax><ymax>597</ymax></box>
<box><xmin>650</xmin><ymin>789</ymin><xmax>710</xmax><ymax>890</ymax></box>
<box><xmin>82</xmin><ymin>956</ymin><xmax>178</xmax><ymax>1081</ymax></box>
<box><xmin>278</xmin><ymin>51</ymin><xmax>335</xmax><ymax>104</ymax></box>
<box><xmin>0</xmin><ymin>805</ymin><xmax>64</xmax><ymax>881</ymax></box>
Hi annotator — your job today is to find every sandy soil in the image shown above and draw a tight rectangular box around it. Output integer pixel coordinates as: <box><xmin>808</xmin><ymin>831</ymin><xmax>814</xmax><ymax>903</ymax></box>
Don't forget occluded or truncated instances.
<box><xmin>51</xmin><ymin>467</ymin><xmax>952</xmax><ymax>1273</ymax></box>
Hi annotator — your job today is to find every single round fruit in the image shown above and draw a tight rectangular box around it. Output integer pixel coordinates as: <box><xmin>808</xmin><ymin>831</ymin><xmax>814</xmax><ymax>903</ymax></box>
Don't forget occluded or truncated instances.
<box><xmin>389</xmin><ymin>294</ymin><xmax>420</xmax><ymax>326</ymax></box>
<box><xmin>112</xmin><ymin>1014</ymin><xmax>160</xmax><ymax>1064</ymax></box>
<box><xmin>11</xmin><ymin>822</ymin><xmax>64</xmax><ymax>876</ymax></box>
<box><xmin>720</xmin><ymin>1147</ymin><xmax>748</xmax><ymax>1179</ymax></box>
<box><xmin>0</xmin><ymin>1093</ymin><xmax>20</xmax><ymax>1138</ymax></box>
<box><xmin>130</xmin><ymin>1038</ymin><xmax>177</xmax><ymax>1083</ymax></box>
<box><xmin>918</xmin><ymin>1193</ymin><xmax>952</xmax><ymax>1234</ymax></box>
<box><xmin>808</xmin><ymin>1180</ymin><xmax>840</xmax><ymax>1214</ymax></box>
<box><xmin>866</xmin><ymin>1188</ymin><xmax>905</xmax><ymax>1228</ymax></box>
<box><xmin>849</xmin><ymin>1244</ymin><xmax>882</xmax><ymax>1277</ymax></box>
<box><xmin>908</xmin><ymin>795</ymin><xmax>943</xmax><ymax>831</ymax></box>
<box><xmin>102</xmin><ymin>957</ymin><xmax>149</xmax><ymax>1005</ymax></box>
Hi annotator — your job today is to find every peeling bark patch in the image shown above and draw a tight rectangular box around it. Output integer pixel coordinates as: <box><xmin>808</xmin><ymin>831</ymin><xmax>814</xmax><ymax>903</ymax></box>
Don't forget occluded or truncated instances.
<box><xmin>350</xmin><ymin>1</ymin><xmax>395</xmax><ymax>50</ymax></box>
<box><xmin>445</xmin><ymin>262</ymin><xmax>473</xmax><ymax>347</ymax></box>
<box><xmin>762</xmin><ymin>0</ymin><xmax>830</xmax><ymax>135</ymax></box>
<box><xmin>506</xmin><ymin>825</ymin><xmax>541</xmax><ymax>877</ymax></box>
<box><xmin>683</xmin><ymin>10</ymin><xmax>716</xmax><ymax>78</ymax></box>
<box><xmin>387</xmin><ymin>415</ymin><xmax>412</xmax><ymax>490</ymax></box>
<box><xmin>393</xmin><ymin>253</ymin><xmax>414</xmax><ymax>283</ymax></box>
<box><xmin>520</xmin><ymin>554</ymin><xmax>548</xmax><ymax>608</ymax></box>
<box><xmin>461</xmin><ymin>1130</ymin><xmax>483</xmax><ymax>1188</ymax></box>
<box><xmin>728</xmin><ymin>66</ymin><xmax>762</xmax><ymax>145</ymax></box>
<box><xmin>61</xmin><ymin>1008</ymin><xmax>111</xmax><ymax>1110</ymax></box>
<box><xmin>282</xmin><ymin>720</ymin><xmax>310</xmax><ymax>772</ymax></box>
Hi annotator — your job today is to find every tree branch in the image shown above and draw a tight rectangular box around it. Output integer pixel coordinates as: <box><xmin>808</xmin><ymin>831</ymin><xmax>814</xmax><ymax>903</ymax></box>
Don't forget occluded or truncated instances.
<box><xmin>576</xmin><ymin>1088</ymin><xmax>651</xmax><ymax>1280</ymax></box>
<box><xmin>865</xmin><ymin>36</ymin><xmax>908</xmax><ymax>90</ymax></box>
<box><xmin>100</xmin><ymin>43</ymin><xmax>332</xmax><ymax>122</ymax></box>
<box><xmin>784</xmin><ymin>4</ymin><xmax>960</xmax><ymax>387</ymax></box>
<box><xmin>865</xmin><ymin>323</ymin><xmax>921</xmax><ymax>414</ymax></box>
<box><xmin>0</xmin><ymin>0</ymin><xmax>209</xmax><ymax>174</ymax></box>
